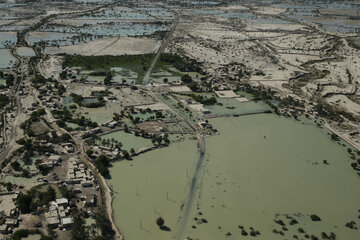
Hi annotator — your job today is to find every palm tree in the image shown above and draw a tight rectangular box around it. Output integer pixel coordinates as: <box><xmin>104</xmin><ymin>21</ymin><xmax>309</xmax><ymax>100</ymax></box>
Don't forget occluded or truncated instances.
<box><xmin>130</xmin><ymin>148</ymin><xmax>136</xmax><ymax>155</ymax></box>
<box><xmin>116</xmin><ymin>142</ymin><xmax>123</xmax><ymax>150</ymax></box>
<box><xmin>96</xmin><ymin>135</ymin><xmax>101</xmax><ymax>145</ymax></box>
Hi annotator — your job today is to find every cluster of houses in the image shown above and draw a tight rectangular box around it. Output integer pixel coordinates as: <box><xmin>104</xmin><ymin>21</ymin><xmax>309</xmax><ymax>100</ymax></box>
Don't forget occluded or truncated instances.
<box><xmin>92</xmin><ymin>146</ymin><xmax>120</xmax><ymax>160</ymax></box>
<box><xmin>0</xmin><ymin>192</ymin><xmax>20</xmax><ymax>234</ymax></box>
<box><xmin>36</xmin><ymin>155</ymin><xmax>62</xmax><ymax>169</ymax></box>
<box><xmin>42</xmin><ymin>96</ymin><xmax>60</xmax><ymax>110</ymax></box>
<box><xmin>46</xmin><ymin>198</ymin><xmax>73</xmax><ymax>229</ymax></box>
<box><xmin>100</xmin><ymin>120</ymin><xmax>120</xmax><ymax>129</ymax></box>
<box><xmin>81</xmin><ymin>127</ymin><xmax>102</xmax><ymax>139</ymax></box>
<box><xmin>66</xmin><ymin>157</ymin><xmax>95</xmax><ymax>187</ymax></box>
<box><xmin>61</xmin><ymin>143</ymin><xmax>75</xmax><ymax>154</ymax></box>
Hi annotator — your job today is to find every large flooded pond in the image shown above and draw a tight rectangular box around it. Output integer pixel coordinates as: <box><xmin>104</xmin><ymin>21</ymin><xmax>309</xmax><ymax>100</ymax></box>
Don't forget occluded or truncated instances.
<box><xmin>183</xmin><ymin>115</ymin><xmax>360</xmax><ymax>240</ymax></box>
<box><xmin>109</xmin><ymin>140</ymin><xmax>199</xmax><ymax>240</ymax></box>
<box><xmin>109</xmin><ymin>112</ymin><xmax>360</xmax><ymax>240</ymax></box>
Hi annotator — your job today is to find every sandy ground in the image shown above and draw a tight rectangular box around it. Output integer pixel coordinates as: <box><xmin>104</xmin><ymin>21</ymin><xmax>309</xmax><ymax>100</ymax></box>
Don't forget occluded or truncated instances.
<box><xmin>38</xmin><ymin>56</ymin><xmax>63</xmax><ymax>79</ymax></box>
<box><xmin>20</xmin><ymin>95</ymin><xmax>36</xmax><ymax>110</ymax></box>
<box><xmin>170</xmin><ymin>85</ymin><xmax>192</xmax><ymax>92</ymax></box>
<box><xmin>45</xmin><ymin>37</ymin><xmax>161</xmax><ymax>56</ymax></box>
<box><xmin>136</xmin><ymin>102</ymin><xmax>171</xmax><ymax>111</ymax></box>
<box><xmin>321</xmin><ymin>85</ymin><xmax>356</xmax><ymax>97</ymax></box>
<box><xmin>168</xmin><ymin>9</ymin><xmax>360</xmax><ymax>132</ymax></box>
<box><xmin>327</xmin><ymin>94</ymin><xmax>360</xmax><ymax>116</ymax></box>
<box><xmin>219</xmin><ymin>5</ymin><xmax>249</xmax><ymax>11</ymax></box>
<box><xmin>66</xmin><ymin>84</ymin><xmax>106</xmax><ymax>98</ymax></box>
<box><xmin>253</xmin><ymin>6</ymin><xmax>287</xmax><ymax>15</ymax></box>
<box><xmin>319</xmin><ymin>8</ymin><xmax>360</xmax><ymax>17</ymax></box>
<box><xmin>0</xmin><ymin>19</ymin><xmax>15</xmax><ymax>25</ymax></box>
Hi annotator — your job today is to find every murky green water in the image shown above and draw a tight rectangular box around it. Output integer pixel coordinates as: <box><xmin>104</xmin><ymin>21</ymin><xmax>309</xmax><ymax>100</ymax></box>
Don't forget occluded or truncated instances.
<box><xmin>0</xmin><ymin>48</ymin><xmax>15</xmax><ymax>69</ymax></box>
<box><xmin>183</xmin><ymin>115</ymin><xmax>360</xmax><ymax>240</ymax></box>
<box><xmin>4</xmin><ymin>175</ymin><xmax>39</xmax><ymax>184</ymax></box>
<box><xmin>109</xmin><ymin>140</ymin><xmax>198</xmax><ymax>240</ymax></box>
<box><xmin>16</xmin><ymin>47</ymin><xmax>35</xmax><ymax>57</ymax></box>
<box><xmin>207</xmin><ymin>99</ymin><xmax>270</xmax><ymax>116</ymax></box>
<box><xmin>101</xmin><ymin>131</ymin><xmax>153</xmax><ymax>152</ymax></box>
<box><xmin>110</xmin><ymin>113</ymin><xmax>360</xmax><ymax>240</ymax></box>
<box><xmin>0</xmin><ymin>31</ymin><xmax>16</xmax><ymax>48</ymax></box>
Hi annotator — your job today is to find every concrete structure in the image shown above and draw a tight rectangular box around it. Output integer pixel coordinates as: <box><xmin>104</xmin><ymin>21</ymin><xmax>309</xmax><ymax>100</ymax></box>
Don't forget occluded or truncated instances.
<box><xmin>236</xmin><ymin>97</ymin><xmax>250</xmax><ymax>103</ymax></box>
<box><xmin>47</xmin><ymin>217</ymin><xmax>60</xmax><ymax>228</ymax></box>
<box><xmin>61</xmin><ymin>217</ymin><xmax>73</xmax><ymax>228</ymax></box>
<box><xmin>189</xmin><ymin>104</ymin><xmax>211</xmax><ymax>115</ymax></box>
<box><xmin>56</xmin><ymin>198</ymin><xmax>68</xmax><ymax>207</ymax></box>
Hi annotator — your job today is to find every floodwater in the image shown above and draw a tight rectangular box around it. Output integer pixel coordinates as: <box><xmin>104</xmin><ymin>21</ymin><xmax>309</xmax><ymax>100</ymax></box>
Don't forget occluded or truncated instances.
<box><xmin>78</xmin><ymin>7</ymin><xmax>154</xmax><ymax>20</ymax></box>
<box><xmin>4</xmin><ymin>175</ymin><xmax>39</xmax><ymax>184</ymax></box>
<box><xmin>110</xmin><ymin>113</ymin><xmax>360</xmax><ymax>240</ymax></box>
<box><xmin>43</xmin><ymin>22</ymin><xmax>168</xmax><ymax>37</ymax></box>
<box><xmin>27</xmin><ymin>31</ymin><xmax>93</xmax><ymax>47</ymax></box>
<box><xmin>279</xmin><ymin>2</ymin><xmax>360</xmax><ymax>33</ymax></box>
<box><xmin>16</xmin><ymin>47</ymin><xmax>35</xmax><ymax>57</ymax></box>
<box><xmin>0</xmin><ymin>31</ymin><xmax>16</xmax><ymax>48</ymax></box>
<box><xmin>109</xmin><ymin>140</ymin><xmax>199</xmax><ymax>240</ymax></box>
<box><xmin>0</xmin><ymin>48</ymin><xmax>15</xmax><ymax>68</ymax></box>
<box><xmin>150</xmin><ymin>65</ymin><xmax>204</xmax><ymax>84</ymax></box>
<box><xmin>183</xmin><ymin>115</ymin><xmax>360</xmax><ymax>240</ymax></box>
<box><xmin>192</xmin><ymin>9</ymin><xmax>292</xmax><ymax>24</ymax></box>
<box><xmin>101</xmin><ymin>131</ymin><xmax>153</xmax><ymax>152</ymax></box>
<box><xmin>206</xmin><ymin>98</ymin><xmax>271</xmax><ymax>116</ymax></box>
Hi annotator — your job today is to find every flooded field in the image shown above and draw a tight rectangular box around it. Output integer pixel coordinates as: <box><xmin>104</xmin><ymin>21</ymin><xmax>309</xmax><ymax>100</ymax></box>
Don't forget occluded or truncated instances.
<box><xmin>0</xmin><ymin>31</ymin><xmax>16</xmax><ymax>48</ymax></box>
<box><xmin>78</xmin><ymin>7</ymin><xmax>155</xmax><ymax>20</ymax></box>
<box><xmin>101</xmin><ymin>131</ymin><xmax>153</xmax><ymax>152</ymax></box>
<box><xmin>110</xmin><ymin>113</ymin><xmax>360</xmax><ymax>240</ymax></box>
<box><xmin>276</xmin><ymin>2</ymin><xmax>360</xmax><ymax>33</ymax></box>
<box><xmin>0</xmin><ymin>48</ymin><xmax>15</xmax><ymax>69</ymax></box>
<box><xmin>41</xmin><ymin>22</ymin><xmax>169</xmax><ymax>38</ymax></box>
<box><xmin>16</xmin><ymin>47</ymin><xmax>35</xmax><ymax>57</ymax></box>
<box><xmin>109</xmin><ymin>140</ymin><xmax>198</xmax><ymax>240</ymax></box>
<box><xmin>4</xmin><ymin>175</ymin><xmax>39</xmax><ymax>184</ymax></box>
<box><xmin>206</xmin><ymin>98</ymin><xmax>270</xmax><ymax>116</ymax></box>
<box><xmin>28</xmin><ymin>31</ymin><xmax>93</xmax><ymax>47</ymax></box>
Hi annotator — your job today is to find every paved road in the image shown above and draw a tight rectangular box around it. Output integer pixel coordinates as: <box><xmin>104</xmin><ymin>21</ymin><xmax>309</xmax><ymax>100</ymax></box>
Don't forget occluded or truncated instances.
<box><xmin>143</xmin><ymin>15</ymin><xmax>180</xmax><ymax>85</ymax></box>
<box><xmin>139</xmin><ymin>14</ymin><xmax>207</xmax><ymax>239</ymax></box>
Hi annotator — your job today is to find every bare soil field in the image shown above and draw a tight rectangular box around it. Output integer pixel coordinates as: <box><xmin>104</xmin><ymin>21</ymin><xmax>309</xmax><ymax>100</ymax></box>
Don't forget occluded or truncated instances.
<box><xmin>46</xmin><ymin>37</ymin><xmax>160</xmax><ymax>56</ymax></box>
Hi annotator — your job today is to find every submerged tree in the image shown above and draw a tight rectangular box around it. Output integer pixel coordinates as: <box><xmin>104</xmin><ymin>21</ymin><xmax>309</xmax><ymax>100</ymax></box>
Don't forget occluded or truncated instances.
<box><xmin>156</xmin><ymin>217</ymin><xmax>165</xmax><ymax>228</ymax></box>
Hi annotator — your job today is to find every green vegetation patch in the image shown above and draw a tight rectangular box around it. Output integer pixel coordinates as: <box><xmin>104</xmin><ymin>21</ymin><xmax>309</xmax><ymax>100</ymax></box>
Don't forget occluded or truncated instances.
<box><xmin>316</xmin><ymin>101</ymin><xmax>358</xmax><ymax>122</ymax></box>
<box><xmin>348</xmin><ymin>37</ymin><xmax>360</xmax><ymax>50</ymax></box>
<box><xmin>30</xmin><ymin>120</ymin><xmax>50</xmax><ymax>136</ymax></box>
<box><xmin>12</xmin><ymin>229</ymin><xmax>52</xmax><ymax>240</ymax></box>
<box><xmin>0</xmin><ymin>94</ymin><xmax>9</xmax><ymax>108</ymax></box>
<box><xmin>157</xmin><ymin>53</ymin><xmax>202</xmax><ymax>73</ymax></box>
<box><xmin>17</xmin><ymin>185</ymin><xmax>60</xmax><ymax>214</ymax></box>
<box><xmin>62</xmin><ymin>54</ymin><xmax>155</xmax><ymax>84</ymax></box>
<box><xmin>34</xmin><ymin>183</ymin><xmax>62</xmax><ymax>198</ymax></box>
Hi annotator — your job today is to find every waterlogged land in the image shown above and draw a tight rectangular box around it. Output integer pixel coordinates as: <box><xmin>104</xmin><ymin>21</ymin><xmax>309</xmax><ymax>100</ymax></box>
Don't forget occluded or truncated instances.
<box><xmin>1</xmin><ymin>0</ymin><xmax>360</xmax><ymax>239</ymax></box>
<box><xmin>109</xmin><ymin>112</ymin><xmax>360</xmax><ymax>240</ymax></box>
<box><xmin>109</xmin><ymin>140</ymin><xmax>199</xmax><ymax>240</ymax></box>
<box><xmin>184</xmin><ymin>115</ymin><xmax>360</xmax><ymax>239</ymax></box>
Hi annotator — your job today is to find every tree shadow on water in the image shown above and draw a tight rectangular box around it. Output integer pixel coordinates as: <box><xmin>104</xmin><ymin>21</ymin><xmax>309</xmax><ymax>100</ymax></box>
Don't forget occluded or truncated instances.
<box><xmin>160</xmin><ymin>226</ymin><xmax>171</xmax><ymax>232</ymax></box>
